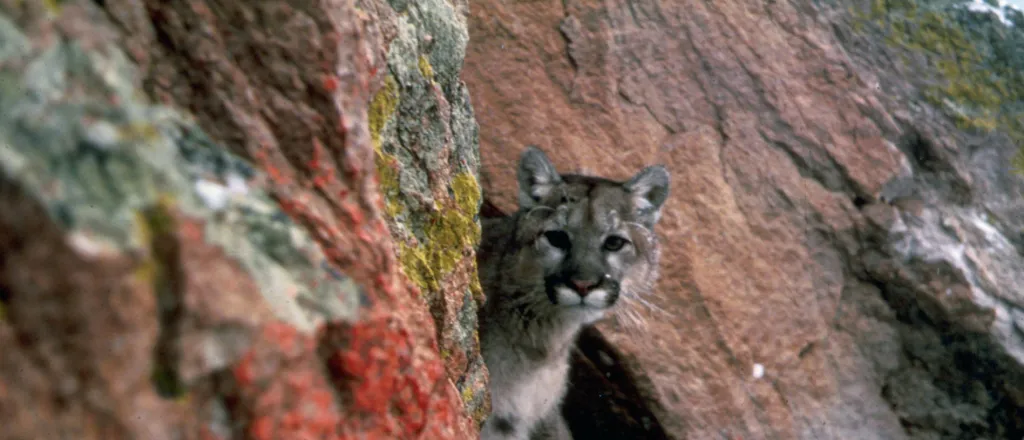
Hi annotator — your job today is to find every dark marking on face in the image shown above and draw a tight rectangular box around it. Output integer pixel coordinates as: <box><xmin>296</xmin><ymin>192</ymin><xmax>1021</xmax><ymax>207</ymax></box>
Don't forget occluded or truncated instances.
<box><xmin>543</xmin><ymin>273</ymin><xmax>561</xmax><ymax>305</ymax></box>
<box><xmin>492</xmin><ymin>415</ymin><xmax>517</xmax><ymax>435</ymax></box>
<box><xmin>602</xmin><ymin>279</ymin><xmax>623</xmax><ymax>306</ymax></box>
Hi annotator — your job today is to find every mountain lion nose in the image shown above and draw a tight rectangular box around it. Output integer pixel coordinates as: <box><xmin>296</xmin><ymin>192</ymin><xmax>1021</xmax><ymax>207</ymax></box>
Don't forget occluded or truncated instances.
<box><xmin>571</xmin><ymin>279</ymin><xmax>598</xmax><ymax>296</ymax></box>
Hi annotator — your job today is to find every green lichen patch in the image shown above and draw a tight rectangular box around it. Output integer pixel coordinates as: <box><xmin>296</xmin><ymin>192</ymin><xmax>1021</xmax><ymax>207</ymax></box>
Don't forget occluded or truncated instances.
<box><xmin>0</xmin><ymin>11</ymin><xmax>361</xmax><ymax>335</ymax></box>
<box><xmin>457</xmin><ymin>357</ymin><xmax>492</xmax><ymax>424</ymax></box>
<box><xmin>393</xmin><ymin>172</ymin><xmax>481</xmax><ymax>294</ymax></box>
<box><xmin>375</xmin><ymin>151</ymin><xmax>405</xmax><ymax>219</ymax></box>
<box><xmin>418</xmin><ymin>55</ymin><xmax>435</xmax><ymax>82</ymax></box>
<box><xmin>41</xmin><ymin>0</ymin><xmax>65</xmax><ymax>13</ymax></box>
<box><xmin>366</xmin><ymin>0</ymin><xmax>487</xmax><ymax>421</ymax></box>
<box><xmin>369</xmin><ymin>75</ymin><xmax>400</xmax><ymax>152</ymax></box>
<box><xmin>852</xmin><ymin>1</ymin><xmax>1024</xmax><ymax>171</ymax></box>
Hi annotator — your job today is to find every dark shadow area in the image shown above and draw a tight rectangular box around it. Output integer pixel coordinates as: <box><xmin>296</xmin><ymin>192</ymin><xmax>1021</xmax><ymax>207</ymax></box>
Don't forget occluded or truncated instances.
<box><xmin>563</xmin><ymin>326</ymin><xmax>671</xmax><ymax>440</ymax></box>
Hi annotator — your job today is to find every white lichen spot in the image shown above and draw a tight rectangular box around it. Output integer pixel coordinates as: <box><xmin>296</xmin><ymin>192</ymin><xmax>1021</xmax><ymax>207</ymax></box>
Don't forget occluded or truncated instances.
<box><xmin>66</xmin><ymin>231</ymin><xmax>118</xmax><ymax>258</ymax></box>
<box><xmin>965</xmin><ymin>0</ymin><xmax>1018</xmax><ymax>26</ymax></box>
<box><xmin>82</xmin><ymin>121</ymin><xmax>121</xmax><ymax>150</ymax></box>
<box><xmin>226</xmin><ymin>173</ymin><xmax>249</xmax><ymax>196</ymax></box>
<box><xmin>968</xmin><ymin>212</ymin><xmax>1010</xmax><ymax>250</ymax></box>
<box><xmin>752</xmin><ymin>363</ymin><xmax>765</xmax><ymax>379</ymax></box>
<box><xmin>194</xmin><ymin>178</ymin><xmax>230</xmax><ymax>211</ymax></box>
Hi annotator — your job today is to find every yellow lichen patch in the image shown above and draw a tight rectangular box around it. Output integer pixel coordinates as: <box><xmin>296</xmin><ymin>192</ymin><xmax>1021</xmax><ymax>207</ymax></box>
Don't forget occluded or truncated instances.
<box><xmin>368</xmin><ymin>75</ymin><xmax>400</xmax><ymax>152</ymax></box>
<box><xmin>397</xmin><ymin>241</ymin><xmax>434</xmax><ymax>294</ymax></box>
<box><xmin>468</xmin><ymin>265</ymin><xmax>484</xmax><ymax>302</ymax></box>
<box><xmin>42</xmin><ymin>0</ymin><xmax>63</xmax><ymax>13</ymax></box>
<box><xmin>132</xmin><ymin>195</ymin><xmax>180</xmax><ymax>290</ymax></box>
<box><xmin>473</xmin><ymin>398</ymin><xmax>491</xmax><ymax>424</ymax></box>
<box><xmin>451</xmin><ymin>172</ymin><xmax>482</xmax><ymax>216</ymax></box>
<box><xmin>118</xmin><ymin>122</ymin><xmax>163</xmax><ymax>145</ymax></box>
<box><xmin>131</xmin><ymin>194</ymin><xmax>177</xmax><ymax>285</ymax></box>
<box><xmin>852</xmin><ymin>1</ymin><xmax>1024</xmax><ymax>172</ymax></box>
<box><xmin>418</xmin><ymin>55</ymin><xmax>435</xmax><ymax>81</ymax></box>
<box><xmin>461</xmin><ymin>383</ymin><xmax>475</xmax><ymax>404</ymax></box>
<box><xmin>393</xmin><ymin>172</ymin><xmax>482</xmax><ymax>294</ymax></box>
<box><xmin>374</xmin><ymin>150</ymin><xmax>405</xmax><ymax>219</ymax></box>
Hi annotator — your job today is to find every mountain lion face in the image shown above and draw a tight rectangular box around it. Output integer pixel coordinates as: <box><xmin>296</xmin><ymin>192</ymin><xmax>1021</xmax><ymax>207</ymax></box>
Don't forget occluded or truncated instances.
<box><xmin>495</xmin><ymin>146</ymin><xmax>670</xmax><ymax>324</ymax></box>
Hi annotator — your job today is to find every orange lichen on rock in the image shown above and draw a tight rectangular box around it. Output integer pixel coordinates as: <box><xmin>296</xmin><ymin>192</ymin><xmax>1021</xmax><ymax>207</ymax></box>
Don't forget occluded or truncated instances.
<box><xmin>237</xmin><ymin>64</ymin><xmax>474</xmax><ymax>438</ymax></box>
<box><xmin>227</xmin><ymin>322</ymin><xmax>343</xmax><ymax>440</ymax></box>
<box><xmin>318</xmin><ymin>312</ymin><xmax>466</xmax><ymax>439</ymax></box>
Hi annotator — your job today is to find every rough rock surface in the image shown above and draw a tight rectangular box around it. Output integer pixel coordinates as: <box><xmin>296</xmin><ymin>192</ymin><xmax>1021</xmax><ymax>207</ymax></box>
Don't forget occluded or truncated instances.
<box><xmin>0</xmin><ymin>0</ymin><xmax>481</xmax><ymax>438</ymax></box>
<box><xmin>464</xmin><ymin>0</ymin><xmax>1024</xmax><ymax>438</ymax></box>
<box><xmin>360</xmin><ymin>0</ymin><xmax>489</xmax><ymax>421</ymax></box>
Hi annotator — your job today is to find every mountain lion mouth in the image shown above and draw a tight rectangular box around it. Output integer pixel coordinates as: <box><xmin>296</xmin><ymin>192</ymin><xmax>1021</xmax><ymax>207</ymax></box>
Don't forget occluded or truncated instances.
<box><xmin>544</xmin><ymin>276</ymin><xmax>622</xmax><ymax>309</ymax></box>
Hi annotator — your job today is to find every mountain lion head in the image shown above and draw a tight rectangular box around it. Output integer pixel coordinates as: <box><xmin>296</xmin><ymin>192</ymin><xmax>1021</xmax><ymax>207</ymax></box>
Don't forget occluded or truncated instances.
<box><xmin>486</xmin><ymin>146</ymin><xmax>670</xmax><ymax>325</ymax></box>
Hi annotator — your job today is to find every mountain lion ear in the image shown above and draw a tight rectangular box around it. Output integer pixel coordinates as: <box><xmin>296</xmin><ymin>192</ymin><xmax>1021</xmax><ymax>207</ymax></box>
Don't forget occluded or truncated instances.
<box><xmin>517</xmin><ymin>146</ymin><xmax>562</xmax><ymax>209</ymax></box>
<box><xmin>624</xmin><ymin>165</ymin><xmax>670</xmax><ymax>227</ymax></box>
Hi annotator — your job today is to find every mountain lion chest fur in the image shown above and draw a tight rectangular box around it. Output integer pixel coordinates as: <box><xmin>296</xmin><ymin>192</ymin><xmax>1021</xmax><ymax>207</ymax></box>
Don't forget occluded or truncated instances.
<box><xmin>476</xmin><ymin>146</ymin><xmax>670</xmax><ymax>440</ymax></box>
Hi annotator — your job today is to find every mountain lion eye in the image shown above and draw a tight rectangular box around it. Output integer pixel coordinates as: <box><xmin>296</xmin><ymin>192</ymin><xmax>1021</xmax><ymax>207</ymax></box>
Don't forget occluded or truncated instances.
<box><xmin>603</xmin><ymin>236</ymin><xmax>629</xmax><ymax>251</ymax></box>
<box><xmin>542</xmin><ymin>230</ymin><xmax>572</xmax><ymax>250</ymax></box>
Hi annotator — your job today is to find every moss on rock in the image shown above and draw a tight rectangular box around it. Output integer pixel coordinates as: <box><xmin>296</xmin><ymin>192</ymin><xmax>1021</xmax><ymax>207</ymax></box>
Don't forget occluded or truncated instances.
<box><xmin>853</xmin><ymin>1</ymin><xmax>1024</xmax><ymax>170</ymax></box>
<box><xmin>367</xmin><ymin>0</ymin><xmax>487</xmax><ymax>423</ymax></box>
<box><xmin>418</xmin><ymin>55</ymin><xmax>436</xmax><ymax>82</ymax></box>
<box><xmin>0</xmin><ymin>17</ymin><xmax>361</xmax><ymax>335</ymax></box>
<box><xmin>392</xmin><ymin>171</ymin><xmax>481</xmax><ymax>294</ymax></box>
<box><xmin>369</xmin><ymin>75</ymin><xmax>400</xmax><ymax>152</ymax></box>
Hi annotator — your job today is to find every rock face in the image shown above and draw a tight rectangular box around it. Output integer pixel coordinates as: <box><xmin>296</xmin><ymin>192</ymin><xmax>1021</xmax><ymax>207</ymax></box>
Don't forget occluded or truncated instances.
<box><xmin>464</xmin><ymin>0</ymin><xmax>1024</xmax><ymax>438</ymax></box>
<box><xmin>0</xmin><ymin>0</ymin><xmax>481</xmax><ymax>438</ymax></box>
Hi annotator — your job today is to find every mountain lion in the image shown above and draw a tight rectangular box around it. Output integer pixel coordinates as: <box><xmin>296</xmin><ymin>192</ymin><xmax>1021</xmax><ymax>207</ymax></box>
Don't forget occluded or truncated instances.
<box><xmin>477</xmin><ymin>146</ymin><xmax>670</xmax><ymax>440</ymax></box>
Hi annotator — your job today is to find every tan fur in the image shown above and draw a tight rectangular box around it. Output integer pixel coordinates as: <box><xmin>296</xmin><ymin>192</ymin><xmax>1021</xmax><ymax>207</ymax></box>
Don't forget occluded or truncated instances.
<box><xmin>477</xmin><ymin>146</ymin><xmax>670</xmax><ymax>440</ymax></box>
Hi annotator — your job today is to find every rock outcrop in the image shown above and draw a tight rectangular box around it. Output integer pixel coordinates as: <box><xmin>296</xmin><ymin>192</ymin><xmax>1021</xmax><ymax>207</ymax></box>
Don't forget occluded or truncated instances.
<box><xmin>0</xmin><ymin>0</ymin><xmax>482</xmax><ymax>438</ymax></box>
<box><xmin>464</xmin><ymin>0</ymin><xmax>1024</xmax><ymax>438</ymax></box>
<box><xmin>3</xmin><ymin>0</ymin><xmax>1023</xmax><ymax>438</ymax></box>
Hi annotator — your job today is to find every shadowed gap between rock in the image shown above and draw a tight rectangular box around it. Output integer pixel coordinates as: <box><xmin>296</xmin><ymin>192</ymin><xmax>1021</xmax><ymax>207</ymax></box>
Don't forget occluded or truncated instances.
<box><xmin>861</xmin><ymin>274</ymin><xmax>1024</xmax><ymax>439</ymax></box>
<box><xmin>142</xmin><ymin>204</ymin><xmax>188</xmax><ymax>400</ymax></box>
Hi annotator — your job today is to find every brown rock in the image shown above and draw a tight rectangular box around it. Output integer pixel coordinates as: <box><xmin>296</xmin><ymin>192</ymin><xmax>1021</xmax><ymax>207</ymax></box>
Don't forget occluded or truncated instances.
<box><xmin>464</xmin><ymin>0</ymin><xmax>1024</xmax><ymax>438</ymax></box>
<box><xmin>0</xmin><ymin>0</ymin><xmax>480</xmax><ymax>438</ymax></box>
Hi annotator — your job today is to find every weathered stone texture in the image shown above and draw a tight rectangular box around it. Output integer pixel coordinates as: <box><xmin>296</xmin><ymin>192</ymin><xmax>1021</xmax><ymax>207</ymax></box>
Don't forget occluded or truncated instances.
<box><xmin>0</xmin><ymin>0</ymin><xmax>481</xmax><ymax>437</ymax></box>
<box><xmin>464</xmin><ymin>0</ymin><xmax>1024</xmax><ymax>438</ymax></box>
<box><xmin>362</xmin><ymin>0</ymin><xmax>489</xmax><ymax>422</ymax></box>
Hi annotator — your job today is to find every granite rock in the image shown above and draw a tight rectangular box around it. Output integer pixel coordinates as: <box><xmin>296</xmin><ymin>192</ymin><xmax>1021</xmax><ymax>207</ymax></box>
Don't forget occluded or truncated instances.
<box><xmin>0</xmin><ymin>0</ymin><xmax>481</xmax><ymax>438</ymax></box>
<box><xmin>463</xmin><ymin>0</ymin><xmax>1024</xmax><ymax>438</ymax></box>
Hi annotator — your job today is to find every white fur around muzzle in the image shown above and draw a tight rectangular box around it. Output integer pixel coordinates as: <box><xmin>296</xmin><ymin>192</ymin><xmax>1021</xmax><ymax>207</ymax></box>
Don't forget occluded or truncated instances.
<box><xmin>555</xmin><ymin>286</ymin><xmax>612</xmax><ymax>307</ymax></box>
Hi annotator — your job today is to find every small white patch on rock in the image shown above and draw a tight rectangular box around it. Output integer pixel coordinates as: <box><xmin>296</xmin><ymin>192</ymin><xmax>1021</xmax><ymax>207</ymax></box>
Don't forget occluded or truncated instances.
<box><xmin>194</xmin><ymin>179</ymin><xmax>230</xmax><ymax>211</ymax></box>
<box><xmin>66</xmin><ymin>231</ymin><xmax>118</xmax><ymax>258</ymax></box>
<box><xmin>82</xmin><ymin>121</ymin><xmax>121</xmax><ymax>149</ymax></box>
<box><xmin>752</xmin><ymin>363</ymin><xmax>765</xmax><ymax>379</ymax></box>
<box><xmin>967</xmin><ymin>212</ymin><xmax>1010</xmax><ymax>251</ymax></box>
<box><xmin>965</xmin><ymin>0</ymin><xmax>1016</xmax><ymax>26</ymax></box>
<box><xmin>225</xmin><ymin>173</ymin><xmax>249</xmax><ymax>196</ymax></box>
<box><xmin>890</xmin><ymin>202</ymin><xmax>1024</xmax><ymax>364</ymax></box>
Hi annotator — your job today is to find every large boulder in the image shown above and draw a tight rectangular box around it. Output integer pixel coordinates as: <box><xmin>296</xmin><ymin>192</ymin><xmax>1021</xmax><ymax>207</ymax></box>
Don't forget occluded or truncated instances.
<box><xmin>0</xmin><ymin>0</ymin><xmax>483</xmax><ymax>438</ymax></box>
<box><xmin>463</xmin><ymin>0</ymin><xmax>1024</xmax><ymax>438</ymax></box>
